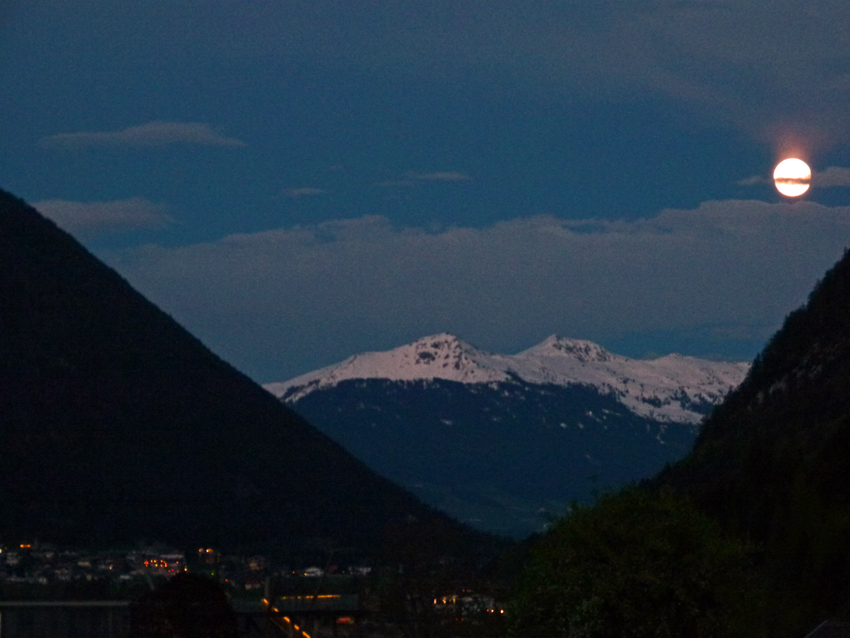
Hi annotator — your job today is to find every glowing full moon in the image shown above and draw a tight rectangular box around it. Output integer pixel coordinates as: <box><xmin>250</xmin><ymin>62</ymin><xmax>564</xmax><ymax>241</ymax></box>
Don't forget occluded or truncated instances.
<box><xmin>774</xmin><ymin>158</ymin><xmax>811</xmax><ymax>197</ymax></box>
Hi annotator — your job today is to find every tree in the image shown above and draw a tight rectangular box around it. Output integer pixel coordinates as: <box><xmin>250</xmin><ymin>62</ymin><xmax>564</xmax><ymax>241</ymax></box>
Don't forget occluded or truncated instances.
<box><xmin>509</xmin><ymin>488</ymin><xmax>764</xmax><ymax>638</ymax></box>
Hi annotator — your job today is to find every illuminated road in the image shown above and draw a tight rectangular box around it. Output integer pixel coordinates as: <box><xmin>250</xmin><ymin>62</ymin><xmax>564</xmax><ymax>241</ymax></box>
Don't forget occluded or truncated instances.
<box><xmin>262</xmin><ymin>598</ymin><xmax>312</xmax><ymax>638</ymax></box>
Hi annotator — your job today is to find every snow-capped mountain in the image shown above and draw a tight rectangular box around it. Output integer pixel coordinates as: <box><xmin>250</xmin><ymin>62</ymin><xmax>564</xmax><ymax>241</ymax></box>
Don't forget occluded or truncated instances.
<box><xmin>265</xmin><ymin>334</ymin><xmax>749</xmax><ymax>538</ymax></box>
<box><xmin>266</xmin><ymin>333</ymin><xmax>749</xmax><ymax>424</ymax></box>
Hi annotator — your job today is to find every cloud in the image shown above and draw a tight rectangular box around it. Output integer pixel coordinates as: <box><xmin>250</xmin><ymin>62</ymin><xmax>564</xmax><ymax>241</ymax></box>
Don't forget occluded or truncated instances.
<box><xmin>377</xmin><ymin>179</ymin><xmax>417</xmax><ymax>188</ymax></box>
<box><xmin>813</xmin><ymin>166</ymin><xmax>850</xmax><ymax>187</ymax></box>
<box><xmin>285</xmin><ymin>187</ymin><xmax>327</xmax><ymax>198</ymax></box>
<box><xmin>738</xmin><ymin>167</ymin><xmax>850</xmax><ymax>188</ymax></box>
<box><xmin>736</xmin><ymin>175</ymin><xmax>767</xmax><ymax>186</ymax></box>
<box><xmin>377</xmin><ymin>172</ymin><xmax>471</xmax><ymax>188</ymax></box>
<box><xmin>102</xmin><ymin>199</ymin><xmax>850</xmax><ymax>381</ymax></box>
<box><xmin>34</xmin><ymin>198</ymin><xmax>174</xmax><ymax>237</ymax></box>
<box><xmin>183</xmin><ymin>1</ymin><xmax>850</xmax><ymax>146</ymax></box>
<box><xmin>407</xmin><ymin>171</ymin><xmax>472</xmax><ymax>182</ymax></box>
<box><xmin>23</xmin><ymin>3</ymin><xmax>850</xmax><ymax>150</ymax></box>
<box><xmin>40</xmin><ymin>121</ymin><xmax>246</xmax><ymax>148</ymax></box>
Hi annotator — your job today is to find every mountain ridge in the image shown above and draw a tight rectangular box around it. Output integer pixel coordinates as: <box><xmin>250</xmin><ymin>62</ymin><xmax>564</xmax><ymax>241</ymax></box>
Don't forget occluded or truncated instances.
<box><xmin>267</xmin><ymin>333</ymin><xmax>749</xmax><ymax>425</ymax></box>
<box><xmin>266</xmin><ymin>334</ymin><xmax>748</xmax><ymax>536</ymax></box>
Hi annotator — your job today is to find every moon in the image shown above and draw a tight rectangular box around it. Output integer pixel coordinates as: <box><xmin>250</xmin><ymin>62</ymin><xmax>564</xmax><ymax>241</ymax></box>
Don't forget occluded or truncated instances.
<box><xmin>774</xmin><ymin>158</ymin><xmax>811</xmax><ymax>197</ymax></box>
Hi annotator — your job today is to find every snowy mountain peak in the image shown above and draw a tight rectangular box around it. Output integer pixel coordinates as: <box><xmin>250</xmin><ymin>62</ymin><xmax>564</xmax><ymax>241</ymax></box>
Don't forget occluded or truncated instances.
<box><xmin>265</xmin><ymin>334</ymin><xmax>750</xmax><ymax>424</ymax></box>
<box><xmin>265</xmin><ymin>333</ymin><xmax>509</xmax><ymax>403</ymax></box>
<box><xmin>378</xmin><ymin>333</ymin><xmax>498</xmax><ymax>376</ymax></box>
<box><xmin>520</xmin><ymin>335</ymin><xmax>616</xmax><ymax>363</ymax></box>
<box><xmin>408</xmin><ymin>333</ymin><xmax>478</xmax><ymax>364</ymax></box>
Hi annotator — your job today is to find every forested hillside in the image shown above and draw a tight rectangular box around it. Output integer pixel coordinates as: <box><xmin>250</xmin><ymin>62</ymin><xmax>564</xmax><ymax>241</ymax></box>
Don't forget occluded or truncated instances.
<box><xmin>659</xmin><ymin>246</ymin><xmax>850</xmax><ymax>634</ymax></box>
<box><xmin>510</xmin><ymin>246</ymin><xmax>850</xmax><ymax>638</ymax></box>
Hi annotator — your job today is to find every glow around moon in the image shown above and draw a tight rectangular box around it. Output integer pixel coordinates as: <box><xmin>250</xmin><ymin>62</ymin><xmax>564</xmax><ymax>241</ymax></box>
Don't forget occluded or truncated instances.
<box><xmin>774</xmin><ymin>158</ymin><xmax>811</xmax><ymax>197</ymax></box>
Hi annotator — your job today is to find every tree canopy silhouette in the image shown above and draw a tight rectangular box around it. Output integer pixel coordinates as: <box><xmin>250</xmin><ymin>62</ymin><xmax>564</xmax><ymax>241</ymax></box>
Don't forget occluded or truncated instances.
<box><xmin>509</xmin><ymin>489</ymin><xmax>762</xmax><ymax>638</ymax></box>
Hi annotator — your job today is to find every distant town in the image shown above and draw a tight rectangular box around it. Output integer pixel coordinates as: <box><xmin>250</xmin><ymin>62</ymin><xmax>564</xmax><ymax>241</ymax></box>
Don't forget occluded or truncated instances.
<box><xmin>0</xmin><ymin>542</ymin><xmax>371</xmax><ymax>595</ymax></box>
<box><xmin>0</xmin><ymin>540</ymin><xmax>508</xmax><ymax>638</ymax></box>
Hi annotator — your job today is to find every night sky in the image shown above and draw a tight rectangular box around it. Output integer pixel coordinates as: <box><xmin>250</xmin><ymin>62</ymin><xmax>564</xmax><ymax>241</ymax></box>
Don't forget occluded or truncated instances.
<box><xmin>3</xmin><ymin>1</ymin><xmax>850</xmax><ymax>382</ymax></box>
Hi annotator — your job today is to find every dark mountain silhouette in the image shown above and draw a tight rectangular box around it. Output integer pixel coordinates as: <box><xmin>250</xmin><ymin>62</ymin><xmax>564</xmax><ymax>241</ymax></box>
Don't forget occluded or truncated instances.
<box><xmin>658</xmin><ymin>246</ymin><xmax>850</xmax><ymax>634</ymax></box>
<box><xmin>0</xmin><ymin>189</ymin><xmax>475</xmax><ymax>555</ymax></box>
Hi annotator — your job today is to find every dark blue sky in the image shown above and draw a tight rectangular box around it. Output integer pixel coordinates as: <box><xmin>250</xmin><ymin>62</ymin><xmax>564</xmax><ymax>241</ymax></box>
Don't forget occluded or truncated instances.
<box><xmin>4</xmin><ymin>1</ymin><xmax>850</xmax><ymax>381</ymax></box>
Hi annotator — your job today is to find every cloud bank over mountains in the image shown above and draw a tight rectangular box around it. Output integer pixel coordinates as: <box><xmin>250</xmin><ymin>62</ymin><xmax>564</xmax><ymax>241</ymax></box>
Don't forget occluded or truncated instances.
<box><xmin>104</xmin><ymin>198</ymin><xmax>850</xmax><ymax>382</ymax></box>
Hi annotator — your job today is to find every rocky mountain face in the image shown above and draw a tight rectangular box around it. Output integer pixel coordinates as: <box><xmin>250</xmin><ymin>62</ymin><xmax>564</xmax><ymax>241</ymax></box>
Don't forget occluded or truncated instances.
<box><xmin>658</xmin><ymin>246</ymin><xmax>850</xmax><ymax>636</ymax></box>
<box><xmin>0</xmin><ymin>189</ymin><xmax>477</xmax><ymax>556</ymax></box>
<box><xmin>267</xmin><ymin>335</ymin><xmax>748</xmax><ymax>537</ymax></box>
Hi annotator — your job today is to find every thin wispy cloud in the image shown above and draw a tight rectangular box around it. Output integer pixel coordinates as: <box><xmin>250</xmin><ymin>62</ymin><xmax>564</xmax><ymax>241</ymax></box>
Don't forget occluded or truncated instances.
<box><xmin>34</xmin><ymin>198</ymin><xmax>174</xmax><ymax>237</ymax></box>
<box><xmin>378</xmin><ymin>172</ymin><xmax>471</xmax><ymax>188</ymax></box>
<box><xmin>286</xmin><ymin>187</ymin><xmax>327</xmax><ymax>198</ymax></box>
<box><xmin>738</xmin><ymin>167</ymin><xmax>850</xmax><ymax>188</ymax></box>
<box><xmin>407</xmin><ymin>171</ymin><xmax>472</xmax><ymax>182</ymax></box>
<box><xmin>377</xmin><ymin>179</ymin><xmax>416</xmax><ymax>188</ymax></box>
<box><xmin>736</xmin><ymin>175</ymin><xmax>767</xmax><ymax>186</ymax></box>
<box><xmin>40</xmin><ymin>121</ymin><xmax>246</xmax><ymax>149</ymax></box>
